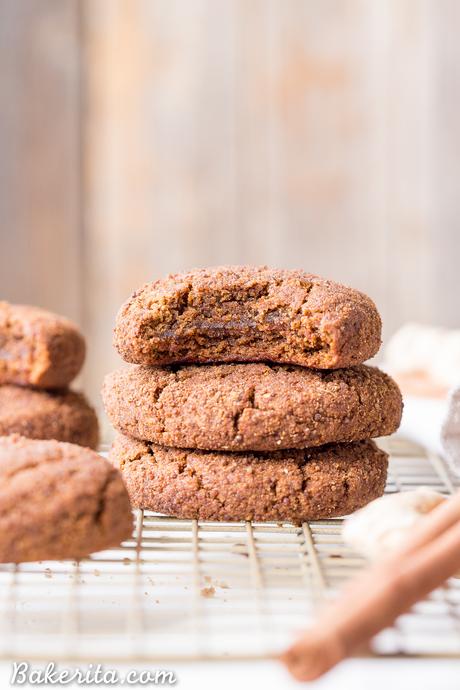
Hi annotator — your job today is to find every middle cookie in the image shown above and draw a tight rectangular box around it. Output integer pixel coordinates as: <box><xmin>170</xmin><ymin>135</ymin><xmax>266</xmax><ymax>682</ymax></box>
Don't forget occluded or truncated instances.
<box><xmin>103</xmin><ymin>363</ymin><xmax>402</xmax><ymax>452</ymax></box>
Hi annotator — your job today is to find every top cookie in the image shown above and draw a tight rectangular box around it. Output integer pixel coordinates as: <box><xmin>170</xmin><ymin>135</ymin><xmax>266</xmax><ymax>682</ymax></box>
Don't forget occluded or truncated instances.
<box><xmin>0</xmin><ymin>302</ymin><xmax>85</xmax><ymax>388</ymax></box>
<box><xmin>114</xmin><ymin>266</ymin><xmax>381</xmax><ymax>368</ymax></box>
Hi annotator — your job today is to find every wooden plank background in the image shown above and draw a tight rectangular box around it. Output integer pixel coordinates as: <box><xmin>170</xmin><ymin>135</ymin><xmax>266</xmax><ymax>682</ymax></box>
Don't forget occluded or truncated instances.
<box><xmin>0</xmin><ymin>0</ymin><xmax>82</xmax><ymax>321</ymax></box>
<box><xmin>0</xmin><ymin>0</ymin><xmax>459</xmax><ymax>419</ymax></box>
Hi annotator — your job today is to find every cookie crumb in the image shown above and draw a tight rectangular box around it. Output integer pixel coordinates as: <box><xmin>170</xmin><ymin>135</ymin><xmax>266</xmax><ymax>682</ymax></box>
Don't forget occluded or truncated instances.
<box><xmin>201</xmin><ymin>586</ymin><xmax>215</xmax><ymax>598</ymax></box>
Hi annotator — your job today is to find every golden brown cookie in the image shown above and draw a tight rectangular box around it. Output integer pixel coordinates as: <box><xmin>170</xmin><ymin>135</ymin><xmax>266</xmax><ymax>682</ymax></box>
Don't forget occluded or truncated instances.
<box><xmin>110</xmin><ymin>434</ymin><xmax>388</xmax><ymax>523</ymax></box>
<box><xmin>114</xmin><ymin>266</ymin><xmax>381</xmax><ymax>369</ymax></box>
<box><xmin>103</xmin><ymin>363</ymin><xmax>402</xmax><ymax>451</ymax></box>
<box><xmin>0</xmin><ymin>302</ymin><xmax>85</xmax><ymax>388</ymax></box>
<box><xmin>0</xmin><ymin>435</ymin><xmax>133</xmax><ymax>563</ymax></box>
<box><xmin>0</xmin><ymin>384</ymin><xmax>99</xmax><ymax>448</ymax></box>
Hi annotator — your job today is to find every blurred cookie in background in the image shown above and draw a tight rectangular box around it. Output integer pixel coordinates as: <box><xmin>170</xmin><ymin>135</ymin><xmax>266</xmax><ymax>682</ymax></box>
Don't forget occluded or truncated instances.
<box><xmin>0</xmin><ymin>301</ymin><xmax>98</xmax><ymax>448</ymax></box>
<box><xmin>0</xmin><ymin>385</ymin><xmax>99</xmax><ymax>449</ymax></box>
<box><xmin>0</xmin><ymin>435</ymin><xmax>132</xmax><ymax>563</ymax></box>
<box><xmin>0</xmin><ymin>301</ymin><xmax>85</xmax><ymax>389</ymax></box>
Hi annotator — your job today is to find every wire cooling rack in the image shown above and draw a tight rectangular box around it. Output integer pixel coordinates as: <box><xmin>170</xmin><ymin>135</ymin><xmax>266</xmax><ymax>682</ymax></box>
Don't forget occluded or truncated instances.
<box><xmin>0</xmin><ymin>437</ymin><xmax>459</xmax><ymax>662</ymax></box>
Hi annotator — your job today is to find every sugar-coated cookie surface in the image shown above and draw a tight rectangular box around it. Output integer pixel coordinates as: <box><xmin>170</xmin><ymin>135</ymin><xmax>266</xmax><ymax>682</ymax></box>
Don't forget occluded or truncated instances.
<box><xmin>114</xmin><ymin>266</ymin><xmax>382</xmax><ymax>368</ymax></box>
<box><xmin>0</xmin><ymin>436</ymin><xmax>133</xmax><ymax>563</ymax></box>
<box><xmin>0</xmin><ymin>302</ymin><xmax>85</xmax><ymax>388</ymax></box>
<box><xmin>0</xmin><ymin>385</ymin><xmax>99</xmax><ymax>448</ymax></box>
<box><xmin>110</xmin><ymin>434</ymin><xmax>388</xmax><ymax>523</ymax></box>
<box><xmin>103</xmin><ymin>363</ymin><xmax>402</xmax><ymax>451</ymax></box>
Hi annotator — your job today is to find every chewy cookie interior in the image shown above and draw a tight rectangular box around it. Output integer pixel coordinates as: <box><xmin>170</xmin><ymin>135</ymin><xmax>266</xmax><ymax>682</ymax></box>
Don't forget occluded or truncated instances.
<box><xmin>115</xmin><ymin>266</ymin><xmax>381</xmax><ymax>368</ymax></box>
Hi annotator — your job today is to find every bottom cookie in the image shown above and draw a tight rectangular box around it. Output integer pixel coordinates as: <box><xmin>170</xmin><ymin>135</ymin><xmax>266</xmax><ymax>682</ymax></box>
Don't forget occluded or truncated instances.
<box><xmin>0</xmin><ymin>385</ymin><xmax>99</xmax><ymax>449</ymax></box>
<box><xmin>110</xmin><ymin>434</ymin><xmax>388</xmax><ymax>522</ymax></box>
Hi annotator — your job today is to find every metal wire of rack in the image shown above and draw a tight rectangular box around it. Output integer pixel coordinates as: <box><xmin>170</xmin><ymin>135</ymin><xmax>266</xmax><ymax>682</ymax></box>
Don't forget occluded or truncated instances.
<box><xmin>0</xmin><ymin>437</ymin><xmax>459</xmax><ymax>662</ymax></box>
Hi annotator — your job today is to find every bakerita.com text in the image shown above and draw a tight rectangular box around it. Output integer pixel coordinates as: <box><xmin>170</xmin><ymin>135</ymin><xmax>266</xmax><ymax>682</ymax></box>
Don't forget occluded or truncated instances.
<box><xmin>10</xmin><ymin>662</ymin><xmax>177</xmax><ymax>685</ymax></box>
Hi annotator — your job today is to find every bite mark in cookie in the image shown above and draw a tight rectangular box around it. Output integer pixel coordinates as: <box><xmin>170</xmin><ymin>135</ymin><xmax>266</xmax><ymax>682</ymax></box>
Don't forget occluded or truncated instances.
<box><xmin>0</xmin><ymin>302</ymin><xmax>85</xmax><ymax>388</ymax></box>
<box><xmin>114</xmin><ymin>266</ymin><xmax>381</xmax><ymax>369</ymax></box>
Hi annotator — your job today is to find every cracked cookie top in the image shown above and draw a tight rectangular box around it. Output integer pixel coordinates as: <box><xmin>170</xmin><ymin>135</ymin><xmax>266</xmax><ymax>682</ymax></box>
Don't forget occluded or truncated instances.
<box><xmin>103</xmin><ymin>362</ymin><xmax>402</xmax><ymax>452</ymax></box>
<box><xmin>114</xmin><ymin>266</ymin><xmax>382</xmax><ymax>368</ymax></box>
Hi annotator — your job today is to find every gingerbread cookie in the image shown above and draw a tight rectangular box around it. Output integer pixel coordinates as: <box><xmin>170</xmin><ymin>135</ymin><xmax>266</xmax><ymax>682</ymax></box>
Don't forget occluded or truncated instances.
<box><xmin>0</xmin><ymin>302</ymin><xmax>85</xmax><ymax>388</ymax></box>
<box><xmin>114</xmin><ymin>266</ymin><xmax>381</xmax><ymax>369</ymax></box>
<box><xmin>103</xmin><ymin>363</ymin><xmax>401</xmax><ymax>451</ymax></box>
<box><xmin>0</xmin><ymin>384</ymin><xmax>99</xmax><ymax>448</ymax></box>
<box><xmin>110</xmin><ymin>434</ymin><xmax>388</xmax><ymax>523</ymax></box>
<box><xmin>0</xmin><ymin>435</ymin><xmax>133</xmax><ymax>563</ymax></box>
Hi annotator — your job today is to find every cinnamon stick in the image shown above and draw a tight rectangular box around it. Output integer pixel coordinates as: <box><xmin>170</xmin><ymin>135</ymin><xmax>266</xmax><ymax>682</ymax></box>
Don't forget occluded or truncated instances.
<box><xmin>281</xmin><ymin>490</ymin><xmax>460</xmax><ymax>681</ymax></box>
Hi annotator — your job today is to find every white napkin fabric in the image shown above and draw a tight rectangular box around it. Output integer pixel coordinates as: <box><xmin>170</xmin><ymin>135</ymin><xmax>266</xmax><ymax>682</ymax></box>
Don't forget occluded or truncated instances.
<box><xmin>441</xmin><ymin>387</ymin><xmax>460</xmax><ymax>477</ymax></box>
<box><xmin>398</xmin><ymin>392</ymin><xmax>460</xmax><ymax>478</ymax></box>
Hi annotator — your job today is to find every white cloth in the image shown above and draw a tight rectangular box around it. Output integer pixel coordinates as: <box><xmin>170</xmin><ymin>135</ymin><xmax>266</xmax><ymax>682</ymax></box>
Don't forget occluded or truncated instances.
<box><xmin>399</xmin><ymin>392</ymin><xmax>460</xmax><ymax>477</ymax></box>
<box><xmin>441</xmin><ymin>387</ymin><xmax>460</xmax><ymax>477</ymax></box>
<box><xmin>385</xmin><ymin>323</ymin><xmax>460</xmax><ymax>389</ymax></box>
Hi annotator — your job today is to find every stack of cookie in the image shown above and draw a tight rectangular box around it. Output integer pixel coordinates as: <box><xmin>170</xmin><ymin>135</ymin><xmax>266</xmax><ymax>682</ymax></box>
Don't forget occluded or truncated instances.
<box><xmin>0</xmin><ymin>302</ymin><xmax>99</xmax><ymax>448</ymax></box>
<box><xmin>104</xmin><ymin>266</ymin><xmax>402</xmax><ymax>522</ymax></box>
